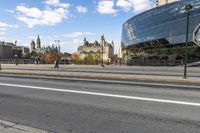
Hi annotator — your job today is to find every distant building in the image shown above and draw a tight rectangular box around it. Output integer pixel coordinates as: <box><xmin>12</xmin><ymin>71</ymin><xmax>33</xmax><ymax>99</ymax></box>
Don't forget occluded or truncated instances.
<box><xmin>31</xmin><ymin>40</ymin><xmax>36</xmax><ymax>51</ymax></box>
<box><xmin>30</xmin><ymin>35</ymin><xmax>60</xmax><ymax>53</ymax></box>
<box><xmin>0</xmin><ymin>41</ymin><xmax>29</xmax><ymax>59</ymax></box>
<box><xmin>0</xmin><ymin>42</ymin><xmax>13</xmax><ymax>59</ymax></box>
<box><xmin>19</xmin><ymin>46</ymin><xmax>30</xmax><ymax>58</ymax></box>
<box><xmin>156</xmin><ymin>0</ymin><xmax>177</xmax><ymax>6</ymax></box>
<box><xmin>12</xmin><ymin>47</ymin><xmax>23</xmax><ymax>59</ymax></box>
<box><xmin>77</xmin><ymin>35</ymin><xmax>114</xmax><ymax>62</ymax></box>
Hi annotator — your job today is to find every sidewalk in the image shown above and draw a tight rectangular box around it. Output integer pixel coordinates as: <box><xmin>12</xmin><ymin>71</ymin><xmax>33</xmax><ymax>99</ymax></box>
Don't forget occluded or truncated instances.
<box><xmin>0</xmin><ymin>120</ymin><xmax>53</xmax><ymax>133</ymax></box>
<box><xmin>1</xmin><ymin>64</ymin><xmax>200</xmax><ymax>72</ymax></box>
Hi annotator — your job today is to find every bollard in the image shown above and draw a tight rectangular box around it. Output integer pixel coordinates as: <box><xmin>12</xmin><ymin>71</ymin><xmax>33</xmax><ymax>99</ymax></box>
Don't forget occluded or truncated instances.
<box><xmin>0</xmin><ymin>64</ymin><xmax>1</xmax><ymax>70</ymax></box>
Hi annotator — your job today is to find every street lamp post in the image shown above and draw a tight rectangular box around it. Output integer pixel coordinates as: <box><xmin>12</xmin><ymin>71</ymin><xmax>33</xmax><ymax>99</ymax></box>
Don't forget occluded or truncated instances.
<box><xmin>15</xmin><ymin>54</ymin><xmax>18</xmax><ymax>66</ymax></box>
<box><xmin>101</xmin><ymin>44</ymin><xmax>104</xmax><ymax>67</ymax></box>
<box><xmin>184</xmin><ymin>4</ymin><xmax>193</xmax><ymax>79</ymax></box>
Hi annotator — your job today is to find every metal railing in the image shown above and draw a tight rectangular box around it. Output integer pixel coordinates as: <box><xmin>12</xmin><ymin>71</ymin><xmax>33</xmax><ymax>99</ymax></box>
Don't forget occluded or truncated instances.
<box><xmin>0</xmin><ymin>59</ymin><xmax>32</xmax><ymax>64</ymax></box>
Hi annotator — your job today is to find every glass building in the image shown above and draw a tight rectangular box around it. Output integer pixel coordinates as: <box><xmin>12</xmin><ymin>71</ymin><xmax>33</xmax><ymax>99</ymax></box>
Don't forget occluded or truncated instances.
<box><xmin>121</xmin><ymin>0</ymin><xmax>200</xmax><ymax>66</ymax></box>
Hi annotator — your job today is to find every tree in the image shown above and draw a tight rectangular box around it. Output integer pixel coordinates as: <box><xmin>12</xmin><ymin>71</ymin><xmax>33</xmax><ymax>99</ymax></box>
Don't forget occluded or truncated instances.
<box><xmin>45</xmin><ymin>52</ymin><xmax>62</xmax><ymax>64</ymax></box>
<box><xmin>84</xmin><ymin>54</ymin><xmax>94</xmax><ymax>64</ymax></box>
<box><xmin>93</xmin><ymin>51</ymin><xmax>101</xmax><ymax>65</ymax></box>
<box><xmin>31</xmin><ymin>51</ymin><xmax>37</xmax><ymax>58</ymax></box>
<box><xmin>72</xmin><ymin>53</ymin><xmax>80</xmax><ymax>64</ymax></box>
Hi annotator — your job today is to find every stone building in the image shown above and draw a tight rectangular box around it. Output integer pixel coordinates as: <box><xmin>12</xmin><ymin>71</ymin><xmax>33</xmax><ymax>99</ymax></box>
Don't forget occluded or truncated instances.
<box><xmin>30</xmin><ymin>35</ymin><xmax>60</xmax><ymax>53</ymax></box>
<box><xmin>77</xmin><ymin>35</ymin><xmax>114</xmax><ymax>62</ymax></box>
<box><xmin>156</xmin><ymin>0</ymin><xmax>176</xmax><ymax>6</ymax></box>
<box><xmin>31</xmin><ymin>40</ymin><xmax>36</xmax><ymax>51</ymax></box>
<box><xmin>30</xmin><ymin>35</ymin><xmax>41</xmax><ymax>52</ymax></box>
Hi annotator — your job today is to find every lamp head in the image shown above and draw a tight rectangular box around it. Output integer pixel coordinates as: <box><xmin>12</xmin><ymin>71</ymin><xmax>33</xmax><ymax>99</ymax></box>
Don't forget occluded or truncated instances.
<box><xmin>185</xmin><ymin>4</ymin><xmax>193</xmax><ymax>11</ymax></box>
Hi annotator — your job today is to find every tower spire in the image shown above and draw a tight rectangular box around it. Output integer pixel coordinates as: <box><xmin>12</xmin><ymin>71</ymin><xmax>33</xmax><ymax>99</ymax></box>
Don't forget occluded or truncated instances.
<box><xmin>37</xmin><ymin>35</ymin><xmax>41</xmax><ymax>49</ymax></box>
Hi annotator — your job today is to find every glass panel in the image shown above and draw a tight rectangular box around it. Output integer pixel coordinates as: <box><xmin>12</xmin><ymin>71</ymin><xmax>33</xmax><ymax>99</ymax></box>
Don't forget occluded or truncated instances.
<box><xmin>194</xmin><ymin>24</ymin><xmax>200</xmax><ymax>45</ymax></box>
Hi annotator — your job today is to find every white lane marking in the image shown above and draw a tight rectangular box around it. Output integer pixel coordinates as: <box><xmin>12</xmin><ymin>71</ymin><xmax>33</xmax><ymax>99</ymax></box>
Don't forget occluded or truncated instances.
<box><xmin>0</xmin><ymin>83</ymin><xmax>200</xmax><ymax>107</ymax></box>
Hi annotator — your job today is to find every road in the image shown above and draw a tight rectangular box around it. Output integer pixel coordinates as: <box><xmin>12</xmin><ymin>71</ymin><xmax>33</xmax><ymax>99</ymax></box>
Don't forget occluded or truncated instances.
<box><xmin>0</xmin><ymin>75</ymin><xmax>200</xmax><ymax>133</ymax></box>
<box><xmin>2</xmin><ymin>64</ymin><xmax>200</xmax><ymax>77</ymax></box>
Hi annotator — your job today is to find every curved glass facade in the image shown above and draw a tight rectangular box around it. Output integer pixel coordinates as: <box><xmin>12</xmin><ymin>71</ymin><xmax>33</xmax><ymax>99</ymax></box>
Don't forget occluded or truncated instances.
<box><xmin>122</xmin><ymin>0</ymin><xmax>200</xmax><ymax>47</ymax></box>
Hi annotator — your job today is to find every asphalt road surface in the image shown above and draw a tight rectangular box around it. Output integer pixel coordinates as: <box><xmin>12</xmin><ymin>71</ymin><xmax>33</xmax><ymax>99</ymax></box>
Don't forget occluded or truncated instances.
<box><xmin>0</xmin><ymin>76</ymin><xmax>200</xmax><ymax>133</ymax></box>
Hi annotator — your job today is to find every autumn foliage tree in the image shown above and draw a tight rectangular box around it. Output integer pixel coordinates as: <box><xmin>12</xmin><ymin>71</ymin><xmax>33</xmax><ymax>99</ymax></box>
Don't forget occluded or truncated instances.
<box><xmin>71</xmin><ymin>53</ymin><xmax>80</xmax><ymax>64</ymax></box>
<box><xmin>45</xmin><ymin>52</ymin><xmax>63</xmax><ymax>64</ymax></box>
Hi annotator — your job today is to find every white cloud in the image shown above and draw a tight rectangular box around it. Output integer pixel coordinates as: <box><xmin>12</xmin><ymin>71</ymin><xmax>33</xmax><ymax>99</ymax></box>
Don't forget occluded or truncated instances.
<box><xmin>116</xmin><ymin>0</ymin><xmax>132</xmax><ymax>12</ymax></box>
<box><xmin>0</xmin><ymin>32</ymin><xmax>5</xmax><ymax>36</ymax></box>
<box><xmin>76</xmin><ymin>6</ymin><xmax>88</xmax><ymax>13</ymax></box>
<box><xmin>97</xmin><ymin>0</ymin><xmax>117</xmax><ymax>15</ymax></box>
<box><xmin>5</xmin><ymin>9</ymin><xmax>15</xmax><ymax>13</ymax></box>
<box><xmin>64</xmin><ymin>32</ymin><xmax>96</xmax><ymax>38</ymax></box>
<box><xmin>45</xmin><ymin>0</ymin><xmax>59</xmax><ymax>5</ymax></box>
<box><xmin>0</xmin><ymin>22</ymin><xmax>18</xmax><ymax>36</ymax></box>
<box><xmin>131</xmin><ymin>0</ymin><xmax>153</xmax><ymax>13</ymax></box>
<box><xmin>116</xmin><ymin>0</ymin><xmax>153</xmax><ymax>13</ymax></box>
<box><xmin>16</xmin><ymin>5</ymin><xmax>70</xmax><ymax>28</ymax></box>
<box><xmin>73</xmin><ymin>38</ymin><xmax>82</xmax><ymax>44</ymax></box>
<box><xmin>28</xmin><ymin>35</ymin><xmax>43</xmax><ymax>39</ymax></box>
<box><xmin>0</xmin><ymin>22</ymin><xmax>18</xmax><ymax>31</ymax></box>
<box><xmin>17</xmin><ymin>6</ymin><xmax>42</xmax><ymax>18</ymax></box>
<box><xmin>44</xmin><ymin>0</ymin><xmax>70</xmax><ymax>8</ymax></box>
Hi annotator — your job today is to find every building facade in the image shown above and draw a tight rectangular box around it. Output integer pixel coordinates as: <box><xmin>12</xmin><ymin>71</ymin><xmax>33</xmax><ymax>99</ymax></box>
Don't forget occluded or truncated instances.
<box><xmin>19</xmin><ymin>46</ymin><xmax>30</xmax><ymax>58</ymax></box>
<box><xmin>0</xmin><ymin>41</ymin><xmax>29</xmax><ymax>59</ymax></box>
<box><xmin>121</xmin><ymin>0</ymin><xmax>200</xmax><ymax>65</ymax></box>
<box><xmin>0</xmin><ymin>43</ymin><xmax>13</xmax><ymax>59</ymax></box>
<box><xmin>77</xmin><ymin>35</ymin><xmax>114</xmax><ymax>62</ymax></box>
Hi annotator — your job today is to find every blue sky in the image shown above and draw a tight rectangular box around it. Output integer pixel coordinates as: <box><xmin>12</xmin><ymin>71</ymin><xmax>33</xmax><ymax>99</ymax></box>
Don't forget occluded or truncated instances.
<box><xmin>0</xmin><ymin>0</ymin><xmax>155</xmax><ymax>53</ymax></box>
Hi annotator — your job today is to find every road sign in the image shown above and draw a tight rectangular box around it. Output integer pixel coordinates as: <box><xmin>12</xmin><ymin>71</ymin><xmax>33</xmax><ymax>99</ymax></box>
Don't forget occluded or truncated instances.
<box><xmin>193</xmin><ymin>23</ymin><xmax>200</xmax><ymax>47</ymax></box>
